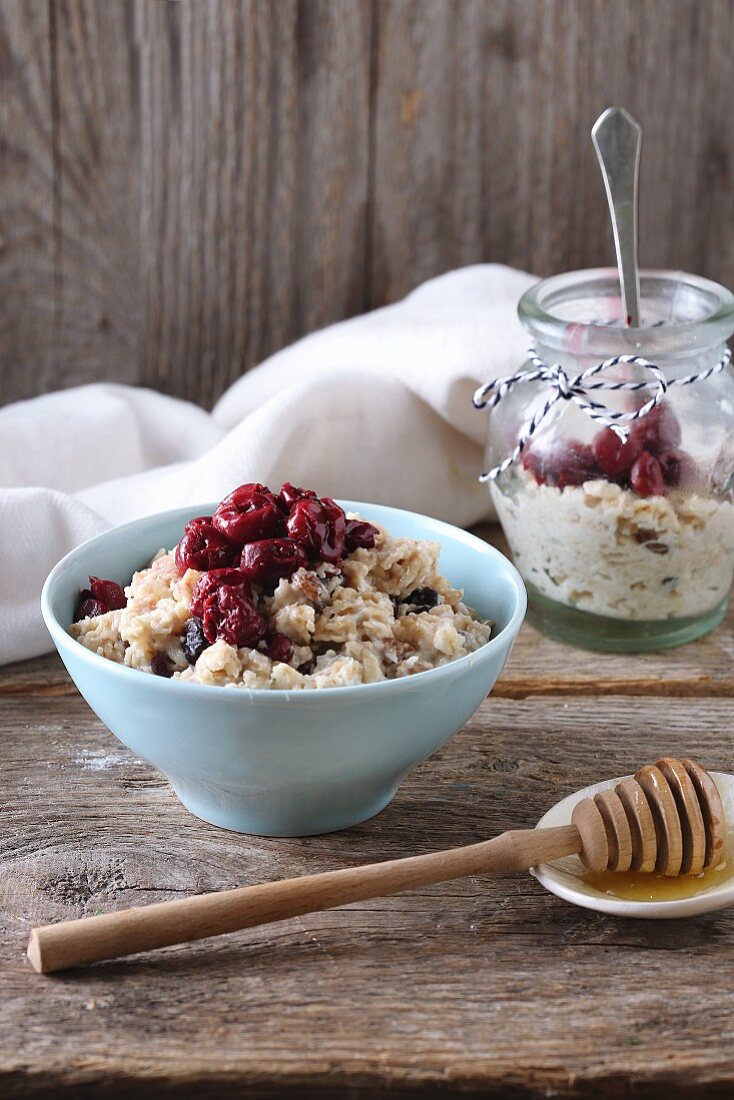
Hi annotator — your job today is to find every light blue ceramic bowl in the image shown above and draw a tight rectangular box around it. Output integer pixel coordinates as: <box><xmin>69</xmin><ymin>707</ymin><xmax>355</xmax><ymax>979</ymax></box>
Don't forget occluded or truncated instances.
<box><xmin>41</xmin><ymin>501</ymin><xmax>526</xmax><ymax>836</ymax></box>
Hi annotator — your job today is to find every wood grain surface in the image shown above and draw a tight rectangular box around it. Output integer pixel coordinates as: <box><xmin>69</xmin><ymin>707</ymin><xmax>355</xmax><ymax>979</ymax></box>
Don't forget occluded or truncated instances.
<box><xmin>2</xmin><ymin>0</ymin><xmax>734</xmax><ymax>407</ymax></box>
<box><xmin>2</xmin><ymin>524</ymin><xmax>734</xmax><ymax>1097</ymax></box>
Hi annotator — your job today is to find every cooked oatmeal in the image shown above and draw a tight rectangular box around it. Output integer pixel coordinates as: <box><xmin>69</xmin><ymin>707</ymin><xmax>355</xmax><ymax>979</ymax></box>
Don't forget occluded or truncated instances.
<box><xmin>71</xmin><ymin>489</ymin><xmax>492</xmax><ymax>689</ymax></box>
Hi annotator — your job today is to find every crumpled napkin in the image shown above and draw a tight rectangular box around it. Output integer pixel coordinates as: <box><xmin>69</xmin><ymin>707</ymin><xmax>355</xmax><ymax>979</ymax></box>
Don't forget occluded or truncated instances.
<box><xmin>0</xmin><ymin>263</ymin><xmax>535</xmax><ymax>664</ymax></box>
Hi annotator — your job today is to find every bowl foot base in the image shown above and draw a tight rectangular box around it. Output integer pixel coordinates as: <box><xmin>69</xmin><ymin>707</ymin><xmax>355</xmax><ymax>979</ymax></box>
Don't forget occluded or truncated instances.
<box><xmin>169</xmin><ymin>778</ymin><xmax>401</xmax><ymax>837</ymax></box>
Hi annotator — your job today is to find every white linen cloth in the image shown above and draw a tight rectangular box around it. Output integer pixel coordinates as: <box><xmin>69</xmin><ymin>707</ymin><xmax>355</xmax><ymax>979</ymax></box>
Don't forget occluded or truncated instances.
<box><xmin>0</xmin><ymin>264</ymin><xmax>535</xmax><ymax>665</ymax></box>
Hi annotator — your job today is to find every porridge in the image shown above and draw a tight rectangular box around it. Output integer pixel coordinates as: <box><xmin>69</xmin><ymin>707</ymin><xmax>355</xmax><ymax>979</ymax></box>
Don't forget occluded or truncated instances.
<box><xmin>493</xmin><ymin>472</ymin><xmax>734</xmax><ymax>620</ymax></box>
<box><xmin>491</xmin><ymin>404</ymin><xmax>734</xmax><ymax>621</ymax></box>
<box><xmin>71</xmin><ymin>483</ymin><xmax>492</xmax><ymax>689</ymax></box>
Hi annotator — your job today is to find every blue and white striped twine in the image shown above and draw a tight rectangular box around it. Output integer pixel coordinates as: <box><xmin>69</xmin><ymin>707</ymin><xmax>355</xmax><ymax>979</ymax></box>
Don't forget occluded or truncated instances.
<box><xmin>472</xmin><ymin>345</ymin><xmax>732</xmax><ymax>484</ymax></box>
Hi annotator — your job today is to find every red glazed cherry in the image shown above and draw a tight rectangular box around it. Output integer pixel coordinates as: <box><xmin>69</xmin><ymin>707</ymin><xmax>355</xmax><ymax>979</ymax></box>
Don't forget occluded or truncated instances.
<box><xmin>191</xmin><ymin>568</ymin><xmax>252</xmax><ymax>618</ymax></box>
<box><xmin>212</xmin><ymin>483</ymin><xmax>283</xmax><ymax>545</ymax></box>
<box><xmin>261</xmin><ymin>633</ymin><xmax>294</xmax><ymax>663</ymax></box>
<box><xmin>240</xmin><ymin>538</ymin><xmax>307</xmax><ymax>584</ymax></box>
<box><xmin>522</xmin><ymin>441</ymin><xmax>599</xmax><ymax>488</ymax></box>
<box><xmin>76</xmin><ymin>596</ymin><xmax>108</xmax><ymax>620</ymax></box>
<box><xmin>175</xmin><ymin>517</ymin><xmax>237</xmax><ymax>574</ymax></box>
<box><xmin>628</xmin><ymin>402</ymin><xmax>682</xmax><ymax>455</ymax></box>
<box><xmin>344</xmin><ymin>518</ymin><xmax>379</xmax><ymax>552</ymax></box>
<box><xmin>286</xmin><ymin>498</ymin><xmax>346</xmax><ymax>563</ymax></box>
<box><xmin>553</xmin><ymin>442</ymin><xmax>600</xmax><ymax>489</ymax></box>
<box><xmin>591</xmin><ymin>427</ymin><xmax>642</xmax><ymax>480</ymax></box>
<box><xmin>658</xmin><ymin>448</ymin><xmax>696</xmax><ymax>489</ymax></box>
<box><xmin>629</xmin><ymin>451</ymin><xmax>666</xmax><ymax>497</ymax></box>
<box><xmin>521</xmin><ymin>446</ymin><xmax>548</xmax><ymax>486</ymax></box>
<box><xmin>201</xmin><ymin>585</ymin><xmax>268</xmax><ymax>647</ymax></box>
<box><xmin>89</xmin><ymin>576</ymin><xmax>126</xmax><ymax>611</ymax></box>
<box><xmin>278</xmin><ymin>483</ymin><xmax>318</xmax><ymax>511</ymax></box>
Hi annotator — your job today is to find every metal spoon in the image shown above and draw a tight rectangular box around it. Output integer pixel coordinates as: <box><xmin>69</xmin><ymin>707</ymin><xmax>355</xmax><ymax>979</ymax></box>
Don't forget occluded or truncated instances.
<box><xmin>592</xmin><ymin>107</ymin><xmax>642</xmax><ymax>327</ymax></box>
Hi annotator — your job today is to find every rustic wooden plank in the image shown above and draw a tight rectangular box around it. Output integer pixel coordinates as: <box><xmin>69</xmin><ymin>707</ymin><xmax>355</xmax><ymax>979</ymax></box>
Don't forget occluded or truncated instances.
<box><xmin>2</xmin><ymin>689</ymin><xmax>734</xmax><ymax>1097</ymax></box>
<box><xmin>0</xmin><ymin>0</ymin><xmax>141</xmax><ymax>403</ymax></box>
<box><xmin>0</xmin><ymin>0</ymin><xmax>55</xmax><ymax>401</ymax></box>
<box><xmin>49</xmin><ymin>0</ymin><xmax>141</xmax><ymax>390</ymax></box>
<box><xmin>4</xmin><ymin>1</ymin><xmax>734</xmax><ymax>408</ymax></box>
<box><xmin>369</xmin><ymin>0</ymin><xmax>734</xmax><ymax>305</ymax></box>
<box><xmin>124</xmin><ymin>0</ymin><xmax>372</xmax><ymax>406</ymax></box>
<box><xmin>0</xmin><ymin>0</ymin><xmax>372</xmax><ymax>407</ymax></box>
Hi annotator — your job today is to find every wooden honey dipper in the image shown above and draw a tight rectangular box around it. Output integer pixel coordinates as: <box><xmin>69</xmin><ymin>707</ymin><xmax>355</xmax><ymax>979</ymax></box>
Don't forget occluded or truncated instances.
<box><xmin>27</xmin><ymin>757</ymin><xmax>725</xmax><ymax>974</ymax></box>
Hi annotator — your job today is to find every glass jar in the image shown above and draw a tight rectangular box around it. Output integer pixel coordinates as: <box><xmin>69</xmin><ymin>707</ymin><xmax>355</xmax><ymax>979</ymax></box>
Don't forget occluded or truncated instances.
<box><xmin>485</xmin><ymin>269</ymin><xmax>734</xmax><ymax>652</ymax></box>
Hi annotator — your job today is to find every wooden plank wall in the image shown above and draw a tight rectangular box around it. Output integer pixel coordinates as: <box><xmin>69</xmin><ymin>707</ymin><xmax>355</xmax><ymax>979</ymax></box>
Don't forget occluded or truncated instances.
<box><xmin>2</xmin><ymin>0</ymin><xmax>733</xmax><ymax>409</ymax></box>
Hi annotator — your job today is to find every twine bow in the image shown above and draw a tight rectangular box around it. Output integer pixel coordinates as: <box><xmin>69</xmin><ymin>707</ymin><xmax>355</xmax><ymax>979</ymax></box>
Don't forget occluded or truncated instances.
<box><xmin>473</xmin><ymin>346</ymin><xmax>731</xmax><ymax>483</ymax></box>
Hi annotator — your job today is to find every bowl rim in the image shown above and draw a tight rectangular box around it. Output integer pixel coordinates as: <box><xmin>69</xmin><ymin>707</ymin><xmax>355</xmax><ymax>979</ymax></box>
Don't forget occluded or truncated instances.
<box><xmin>41</xmin><ymin>499</ymin><xmax>527</xmax><ymax>703</ymax></box>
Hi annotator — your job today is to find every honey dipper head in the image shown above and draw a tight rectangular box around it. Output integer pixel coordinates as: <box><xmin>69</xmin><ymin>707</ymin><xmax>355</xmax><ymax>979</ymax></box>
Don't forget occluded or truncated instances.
<box><xmin>571</xmin><ymin>758</ymin><xmax>725</xmax><ymax>876</ymax></box>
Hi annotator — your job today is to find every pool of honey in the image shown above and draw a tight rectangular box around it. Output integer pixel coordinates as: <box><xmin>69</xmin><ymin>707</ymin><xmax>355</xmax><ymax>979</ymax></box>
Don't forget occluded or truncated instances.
<box><xmin>580</xmin><ymin>854</ymin><xmax>734</xmax><ymax>902</ymax></box>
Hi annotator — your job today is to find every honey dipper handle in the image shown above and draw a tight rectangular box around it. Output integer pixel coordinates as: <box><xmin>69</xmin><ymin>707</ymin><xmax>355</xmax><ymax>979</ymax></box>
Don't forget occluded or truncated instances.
<box><xmin>27</xmin><ymin>825</ymin><xmax>580</xmax><ymax>973</ymax></box>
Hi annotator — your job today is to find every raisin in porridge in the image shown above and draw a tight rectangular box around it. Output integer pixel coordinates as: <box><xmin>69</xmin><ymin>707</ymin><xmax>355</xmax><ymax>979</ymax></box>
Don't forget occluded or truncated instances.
<box><xmin>71</xmin><ymin>483</ymin><xmax>492</xmax><ymax>689</ymax></box>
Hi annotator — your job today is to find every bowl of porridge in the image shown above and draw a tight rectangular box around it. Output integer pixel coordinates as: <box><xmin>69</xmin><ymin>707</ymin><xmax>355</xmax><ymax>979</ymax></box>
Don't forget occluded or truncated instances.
<box><xmin>41</xmin><ymin>486</ymin><xmax>526</xmax><ymax>835</ymax></box>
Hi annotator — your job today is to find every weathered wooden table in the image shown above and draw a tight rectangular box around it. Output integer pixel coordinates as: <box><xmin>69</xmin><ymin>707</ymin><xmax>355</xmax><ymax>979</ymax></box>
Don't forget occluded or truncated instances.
<box><xmin>2</xmin><ymin>527</ymin><xmax>734</xmax><ymax>1098</ymax></box>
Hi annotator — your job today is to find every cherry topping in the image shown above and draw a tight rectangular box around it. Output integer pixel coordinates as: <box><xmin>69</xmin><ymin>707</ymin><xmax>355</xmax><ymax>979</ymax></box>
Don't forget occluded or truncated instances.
<box><xmin>260</xmin><ymin>633</ymin><xmax>294</xmax><ymax>664</ymax></box>
<box><xmin>175</xmin><ymin>517</ymin><xmax>237</xmax><ymax>574</ymax></box>
<box><xmin>240</xmin><ymin>538</ymin><xmax>308</xmax><ymax>584</ymax></box>
<box><xmin>628</xmin><ymin>401</ymin><xmax>682</xmax><ymax>456</ymax></box>
<box><xmin>201</xmin><ymin>584</ymin><xmax>267</xmax><ymax>647</ymax></box>
<box><xmin>591</xmin><ymin>427</ymin><xmax>641</xmax><ymax>481</ymax></box>
<box><xmin>181</xmin><ymin>617</ymin><xmax>209</xmax><ymax>664</ymax></box>
<box><xmin>629</xmin><ymin>451</ymin><xmax>666</xmax><ymax>497</ymax></box>
<box><xmin>521</xmin><ymin>441</ymin><xmax>599</xmax><ymax>489</ymax></box>
<box><xmin>521</xmin><ymin>446</ymin><xmax>549</xmax><ymax>486</ymax></box>
<box><xmin>75</xmin><ymin>575</ymin><xmax>127</xmax><ymax>620</ymax></box>
<box><xmin>278</xmin><ymin>483</ymin><xmax>318</xmax><ymax>511</ymax></box>
<box><xmin>286</xmin><ymin>497</ymin><xmax>346</xmax><ymax>563</ymax></box>
<box><xmin>658</xmin><ymin>448</ymin><xmax>696</xmax><ymax>489</ymax></box>
<box><xmin>553</xmin><ymin>442</ymin><xmax>600</xmax><ymax>489</ymax></box>
<box><xmin>191</xmin><ymin>568</ymin><xmax>252</xmax><ymax>618</ymax></box>
<box><xmin>212</xmin><ymin>483</ymin><xmax>283</xmax><ymax>545</ymax></box>
<box><xmin>76</xmin><ymin>596</ymin><xmax>108</xmax><ymax>620</ymax></box>
<box><xmin>344</xmin><ymin>518</ymin><xmax>379</xmax><ymax>552</ymax></box>
<box><xmin>89</xmin><ymin>576</ymin><xmax>126</xmax><ymax>611</ymax></box>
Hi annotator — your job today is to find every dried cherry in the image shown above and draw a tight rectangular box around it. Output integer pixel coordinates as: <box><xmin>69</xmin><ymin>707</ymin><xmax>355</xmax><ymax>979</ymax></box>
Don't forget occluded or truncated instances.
<box><xmin>89</xmin><ymin>576</ymin><xmax>126</xmax><ymax>611</ymax></box>
<box><xmin>344</xmin><ymin>518</ymin><xmax>379</xmax><ymax>552</ymax></box>
<box><xmin>261</xmin><ymin>633</ymin><xmax>294</xmax><ymax>663</ymax></box>
<box><xmin>278</xmin><ymin>483</ymin><xmax>318</xmax><ymax>511</ymax></box>
<box><xmin>201</xmin><ymin>584</ymin><xmax>268</xmax><ymax>647</ymax></box>
<box><xmin>175</xmin><ymin>517</ymin><xmax>237</xmax><ymax>573</ymax></box>
<box><xmin>240</xmin><ymin>538</ymin><xmax>307</xmax><ymax>584</ymax></box>
<box><xmin>286</xmin><ymin>497</ymin><xmax>346</xmax><ymax>563</ymax></box>
<box><xmin>191</xmin><ymin>568</ymin><xmax>252</xmax><ymax>618</ymax></box>
<box><xmin>628</xmin><ymin>402</ymin><xmax>682</xmax><ymax>455</ymax></box>
<box><xmin>658</xmin><ymin>448</ymin><xmax>696</xmax><ymax>489</ymax></box>
<box><xmin>629</xmin><ymin>451</ymin><xmax>666</xmax><ymax>497</ymax></box>
<box><xmin>212</xmin><ymin>483</ymin><xmax>283</xmax><ymax>545</ymax></box>
<box><xmin>591</xmin><ymin>427</ymin><xmax>641</xmax><ymax>480</ymax></box>
<box><xmin>75</xmin><ymin>596</ymin><xmax>108</xmax><ymax>620</ymax></box>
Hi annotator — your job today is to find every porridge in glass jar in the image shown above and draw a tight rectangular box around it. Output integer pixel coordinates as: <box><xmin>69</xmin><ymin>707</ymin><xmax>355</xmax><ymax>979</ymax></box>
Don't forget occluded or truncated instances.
<box><xmin>477</xmin><ymin>268</ymin><xmax>734</xmax><ymax>652</ymax></box>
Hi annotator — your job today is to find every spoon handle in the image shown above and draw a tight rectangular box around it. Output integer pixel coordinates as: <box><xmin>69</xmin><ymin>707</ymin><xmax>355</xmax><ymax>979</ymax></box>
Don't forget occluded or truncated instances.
<box><xmin>27</xmin><ymin>825</ymin><xmax>581</xmax><ymax>973</ymax></box>
<box><xmin>592</xmin><ymin>107</ymin><xmax>642</xmax><ymax>327</ymax></box>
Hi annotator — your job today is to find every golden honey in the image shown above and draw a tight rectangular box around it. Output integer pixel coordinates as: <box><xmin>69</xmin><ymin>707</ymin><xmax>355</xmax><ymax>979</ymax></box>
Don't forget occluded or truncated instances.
<box><xmin>581</xmin><ymin>854</ymin><xmax>734</xmax><ymax>902</ymax></box>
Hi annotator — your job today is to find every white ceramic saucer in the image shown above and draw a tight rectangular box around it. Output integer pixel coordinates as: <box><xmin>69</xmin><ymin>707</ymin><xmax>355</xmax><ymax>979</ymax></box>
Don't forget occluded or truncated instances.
<box><xmin>531</xmin><ymin>771</ymin><xmax>734</xmax><ymax>919</ymax></box>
